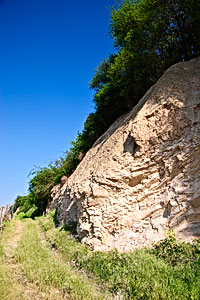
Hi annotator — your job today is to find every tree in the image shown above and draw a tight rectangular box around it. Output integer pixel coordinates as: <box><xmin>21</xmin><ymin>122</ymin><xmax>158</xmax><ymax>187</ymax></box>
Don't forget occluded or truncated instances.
<box><xmin>110</xmin><ymin>0</ymin><xmax>200</xmax><ymax>73</ymax></box>
<box><xmin>90</xmin><ymin>0</ymin><xmax>200</xmax><ymax>125</ymax></box>
<box><xmin>28</xmin><ymin>167</ymin><xmax>55</xmax><ymax>213</ymax></box>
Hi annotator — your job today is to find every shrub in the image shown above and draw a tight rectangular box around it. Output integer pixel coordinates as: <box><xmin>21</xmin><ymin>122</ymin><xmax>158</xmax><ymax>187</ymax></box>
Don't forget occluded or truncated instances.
<box><xmin>151</xmin><ymin>230</ymin><xmax>200</xmax><ymax>267</ymax></box>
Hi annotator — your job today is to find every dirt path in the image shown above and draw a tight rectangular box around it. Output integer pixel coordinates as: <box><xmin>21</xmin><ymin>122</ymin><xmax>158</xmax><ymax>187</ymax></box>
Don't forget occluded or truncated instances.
<box><xmin>3</xmin><ymin>220</ymin><xmax>23</xmax><ymax>254</ymax></box>
<box><xmin>1</xmin><ymin>220</ymin><xmax>70</xmax><ymax>300</ymax></box>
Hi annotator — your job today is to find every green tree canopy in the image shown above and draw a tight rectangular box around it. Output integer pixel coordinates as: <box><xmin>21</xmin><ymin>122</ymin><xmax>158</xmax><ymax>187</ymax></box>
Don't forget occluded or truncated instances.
<box><xmin>91</xmin><ymin>0</ymin><xmax>200</xmax><ymax>115</ymax></box>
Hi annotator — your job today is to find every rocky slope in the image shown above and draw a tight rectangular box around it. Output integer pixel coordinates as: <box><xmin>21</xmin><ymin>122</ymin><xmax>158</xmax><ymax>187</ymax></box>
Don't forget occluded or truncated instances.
<box><xmin>50</xmin><ymin>57</ymin><xmax>200</xmax><ymax>251</ymax></box>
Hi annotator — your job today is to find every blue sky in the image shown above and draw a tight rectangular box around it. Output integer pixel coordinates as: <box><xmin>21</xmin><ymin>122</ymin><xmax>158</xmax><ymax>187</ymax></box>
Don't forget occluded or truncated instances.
<box><xmin>0</xmin><ymin>0</ymin><xmax>116</xmax><ymax>206</ymax></box>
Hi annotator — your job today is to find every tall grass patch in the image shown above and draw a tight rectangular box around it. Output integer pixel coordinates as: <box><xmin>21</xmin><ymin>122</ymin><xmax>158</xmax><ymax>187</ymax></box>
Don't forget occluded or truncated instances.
<box><xmin>39</xmin><ymin>212</ymin><xmax>200</xmax><ymax>299</ymax></box>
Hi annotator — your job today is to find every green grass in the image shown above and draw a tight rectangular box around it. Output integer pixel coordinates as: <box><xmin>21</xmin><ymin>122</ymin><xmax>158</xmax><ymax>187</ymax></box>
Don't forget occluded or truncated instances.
<box><xmin>15</xmin><ymin>219</ymin><xmax>109</xmax><ymax>300</ymax></box>
<box><xmin>38</xmin><ymin>211</ymin><xmax>200</xmax><ymax>300</ymax></box>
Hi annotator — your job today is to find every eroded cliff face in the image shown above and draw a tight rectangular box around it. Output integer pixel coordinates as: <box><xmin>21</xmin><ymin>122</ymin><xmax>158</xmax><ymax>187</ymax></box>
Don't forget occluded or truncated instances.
<box><xmin>50</xmin><ymin>57</ymin><xmax>200</xmax><ymax>251</ymax></box>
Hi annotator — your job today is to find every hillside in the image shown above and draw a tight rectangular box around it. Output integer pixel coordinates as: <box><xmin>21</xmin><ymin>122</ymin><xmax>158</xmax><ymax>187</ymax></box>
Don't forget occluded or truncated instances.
<box><xmin>49</xmin><ymin>57</ymin><xmax>200</xmax><ymax>251</ymax></box>
<box><xmin>2</xmin><ymin>0</ymin><xmax>200</xmax><ymax>298</ymax></box>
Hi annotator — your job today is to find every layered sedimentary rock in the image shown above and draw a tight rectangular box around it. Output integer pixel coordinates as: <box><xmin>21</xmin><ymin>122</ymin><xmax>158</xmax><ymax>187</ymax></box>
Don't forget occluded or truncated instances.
<box><xmin>50</xmin><ymin>57</ymin><xmax>200</xmax><ymax>251</ymax></box>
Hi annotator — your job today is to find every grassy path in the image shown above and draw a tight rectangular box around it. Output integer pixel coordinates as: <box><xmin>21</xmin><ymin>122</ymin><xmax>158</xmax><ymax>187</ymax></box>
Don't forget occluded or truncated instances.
<box><xmin>0</xmin><ymin>220</ymin><xmax>68</xmax><ymax>300</ymax></box>
<box><xmin>0</xmin><ymin>219</ymin><xmax>110</xmax><ymax>300</ymax></box>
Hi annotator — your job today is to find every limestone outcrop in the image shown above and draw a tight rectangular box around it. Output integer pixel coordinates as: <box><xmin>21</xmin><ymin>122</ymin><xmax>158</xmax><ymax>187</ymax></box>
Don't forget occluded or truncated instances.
<box><xmin>50</xmin><ymin>57</ymin><xmax>200</xmax><ymax>251</ymax></box>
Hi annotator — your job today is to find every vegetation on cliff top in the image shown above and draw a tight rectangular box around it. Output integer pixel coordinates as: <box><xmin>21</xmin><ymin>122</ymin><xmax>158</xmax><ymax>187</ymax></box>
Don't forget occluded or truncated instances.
<box><xmin>14</xmin><ymin>0</ymin><xmax>200</xmax><ymax>215</ymax></box>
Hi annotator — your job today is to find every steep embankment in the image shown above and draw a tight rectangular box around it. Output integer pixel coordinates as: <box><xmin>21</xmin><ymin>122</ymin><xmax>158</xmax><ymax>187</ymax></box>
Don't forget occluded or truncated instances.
<box><xmin>50</xmin><ymin>57</ymin><xmax>200</xmax><ymax>251</ymax></box>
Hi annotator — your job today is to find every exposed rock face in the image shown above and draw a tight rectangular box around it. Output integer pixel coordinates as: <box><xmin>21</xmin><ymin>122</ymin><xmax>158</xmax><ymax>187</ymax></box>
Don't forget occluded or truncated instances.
<box><xmin>50</xmin><ymin>57</ymin><xmax>200</xmax><ymax>251</ymax></box>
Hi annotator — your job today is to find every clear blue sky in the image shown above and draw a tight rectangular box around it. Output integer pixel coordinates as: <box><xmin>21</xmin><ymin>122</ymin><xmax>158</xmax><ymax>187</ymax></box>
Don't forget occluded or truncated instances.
<box><xmin>0</xmin><ymin>0</ymin><xmax>116</xmax><ymax>206</ymax></box>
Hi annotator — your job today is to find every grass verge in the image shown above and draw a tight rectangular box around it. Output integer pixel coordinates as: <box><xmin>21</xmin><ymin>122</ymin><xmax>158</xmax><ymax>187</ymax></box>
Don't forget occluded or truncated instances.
<box><xmin>39</xmin><ymin>211</ymin><xmax>200</xmax><ymax>300</ymax></box>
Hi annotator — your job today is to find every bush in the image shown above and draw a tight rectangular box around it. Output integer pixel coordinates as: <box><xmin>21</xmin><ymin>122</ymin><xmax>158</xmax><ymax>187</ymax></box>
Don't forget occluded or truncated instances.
<box><xmin>25</xmin><ymin>206</ymin><xmax>40</xmax><ymax>219</ymax></box>
<box><xmin>151</xmin><ymin>230</ymin><xmax>200</xmax><ymax>266</ymax></box>
<box><xmin>16</xmin><ymin>212</ymin><xmax>27</xmax><ymax>220</ymax></box>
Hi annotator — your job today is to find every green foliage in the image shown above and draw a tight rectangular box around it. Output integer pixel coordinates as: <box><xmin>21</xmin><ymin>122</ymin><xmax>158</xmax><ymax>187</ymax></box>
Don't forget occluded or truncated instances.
<box><xmin>16</xmin><ymin>206</ymin><xmax>40</xmax><ymax>220</ymax></box>
<box><xmin>110</xmin><ymin>0</ymin><xmax>200</xmax><ymax>61</ymax></box>
<box><xmin>90</xmin><ymin>55</ymin><xmax>116</xmax><ymax>92</ymax></box>
<box><xmin>38</xmin><ymin>212</ymin><xmax>90</xmax><ymax>264</ymax></box>
<box><xmin>28</xmin><ymin>167</ymin><xmax>55</xmax><ymax>213</ymax></box>
<box><xmin>16</xmin><ymin>212</ymin><xmax>27</xmax><ymax>220</ymax></box>
<box><xmin>94</xmin><ymin>0</ymin><xmax>200</xmax><ymax>113</ymax></box>
<box><xmin>37</xmin><ymin>209</ymin><xmax>58</xmax><ymax>231</ymax></box>
<box><xmin>13</xmin><ymin>195</ymin><xmax>24</xmax><ymax>211</ymax></box>
<box><xmin>14</xmin><ymin>163</ymin><xmax>67</xmax><ymax>217</ymax></box>
<box><xmin>62</xmin><ymin>221</ymin><xmax>78</xmax><ymax>235</ymax></box>
<box><xmin>151</xmin><ymin>230</ymin><xmax>200</xmax><ymax>267</ymax></box>
<box><xmin>17</xmin><ymin>207</ymin><xmax>40</xmax><ymax>220</ymax></box>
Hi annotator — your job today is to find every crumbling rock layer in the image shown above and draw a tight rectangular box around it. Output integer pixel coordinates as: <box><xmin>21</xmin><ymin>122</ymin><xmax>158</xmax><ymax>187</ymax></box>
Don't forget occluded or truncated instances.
<box><xmin>50</xmin><ymin>57</ymin><xmax>200</xmax><ymax>251</ymax></box>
